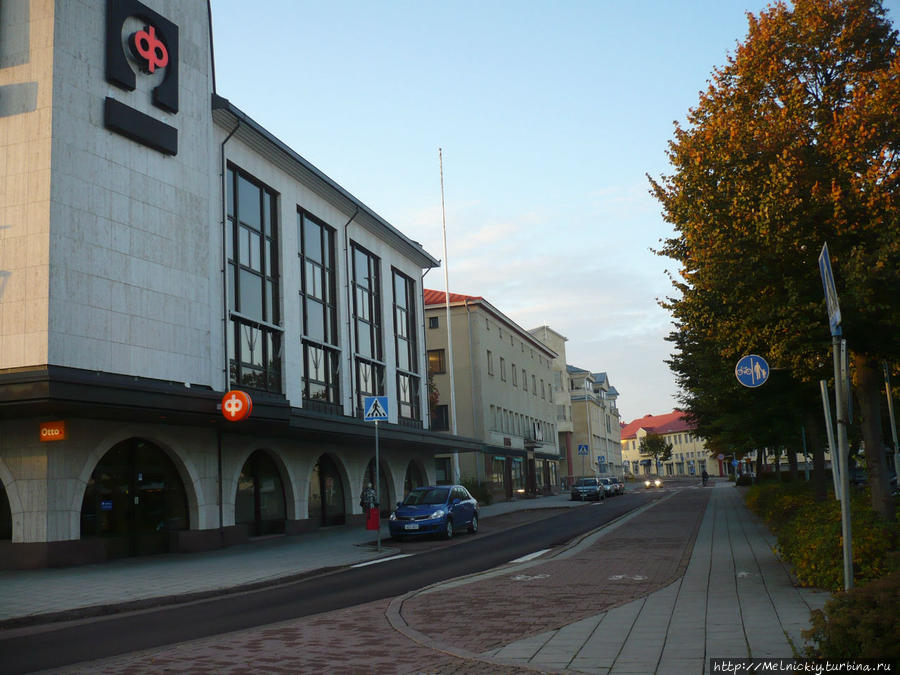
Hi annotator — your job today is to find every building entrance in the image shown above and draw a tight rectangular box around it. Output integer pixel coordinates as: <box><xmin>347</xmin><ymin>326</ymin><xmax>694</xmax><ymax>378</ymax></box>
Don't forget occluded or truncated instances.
<box><xmin>235</xmin><ymin>450</ymin><xmax>286</xmax><ymax>536</ymax></box>
<box><xmin>80</xmin><ymin>438</ymin><xmax>188</xmax><ymax>558</ymax></box>
<box><xmin>309</xmin><ymin>455</ymin><xmax>345</xmax><ymax>526</ymax></box>
<box><xmin>0</xmin><ymin>480</ymin><xmax>10</xmax><ymax>540</ymax></box>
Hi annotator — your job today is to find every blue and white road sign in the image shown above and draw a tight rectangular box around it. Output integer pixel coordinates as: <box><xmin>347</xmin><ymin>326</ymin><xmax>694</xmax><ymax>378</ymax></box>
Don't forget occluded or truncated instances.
<box><xmin>599</xmin><ymin>456</ymin><xmax>606</xmax><ymax>462</ymax></box>
<box><xmin>735</xmin><ymin>354</ymin><xmax>769</xmax><ymax>388</ymax></box>
<box><xmin>818</xmin><ymin>243</ymin><xmax>842</xmax><ymax>337</ymax></box>
<box><xmin>577</xmin><ymin>444</ymin><xmax>589</xmax><ymax>456</ymax></box>
<box><xmin>363</xmin><ymin>396</ymin><xmax>389</xmax><ymax>421</ymax></box>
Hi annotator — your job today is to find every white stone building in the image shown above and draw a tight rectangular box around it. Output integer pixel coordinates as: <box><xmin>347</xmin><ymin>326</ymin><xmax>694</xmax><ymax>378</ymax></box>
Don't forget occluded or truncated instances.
<box><xmin>0</xmin><ymin>0</ymin><xmax>472</xmax><ymax>568</ymax></box>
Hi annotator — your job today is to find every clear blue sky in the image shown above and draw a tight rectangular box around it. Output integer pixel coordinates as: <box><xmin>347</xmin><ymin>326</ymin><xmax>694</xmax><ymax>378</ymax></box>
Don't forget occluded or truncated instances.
<box><xmin>210</xmin><ymin>0</ymin><xmax>899</xmax><ymax>423</ymax></box>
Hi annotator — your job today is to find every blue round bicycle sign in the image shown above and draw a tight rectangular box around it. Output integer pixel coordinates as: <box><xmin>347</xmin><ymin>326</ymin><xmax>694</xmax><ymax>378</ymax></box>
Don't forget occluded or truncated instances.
<box><xmin>735</xmin><ymin>355</ymin><xmax>770</xmax><ymax>388</ymax></box>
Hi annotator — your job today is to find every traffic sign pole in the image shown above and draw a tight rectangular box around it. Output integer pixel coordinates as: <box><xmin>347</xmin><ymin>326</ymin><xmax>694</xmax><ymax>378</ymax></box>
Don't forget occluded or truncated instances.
<box><xmin>375</xmin><ymin>419</ymin><xmax>380</xmax><ymax>552</ymax></box>
<box><xmin>820</xmin><ymin>243</ymin><xmax>852</xmax><ymax>590</ymax></box>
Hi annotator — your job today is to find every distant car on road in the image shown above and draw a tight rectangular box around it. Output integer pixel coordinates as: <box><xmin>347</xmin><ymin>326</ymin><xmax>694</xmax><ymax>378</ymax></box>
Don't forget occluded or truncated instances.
<box><xmin>600</xmin><ymin>475</ymin><xmax>624</xmax><ymax>495</ymax></box>
<box><xmin>598</xmin><ymin>477</ymin><xmax>617</xmax><ymax>497</ymax></box>
<box><xmin>389</xmin><ymin>485</ymin><xmax>478</xmax><ymax>540</ymax></box>
<box><xmin>644</xmin><ymin>477</ymin><xmax>663</xmax><ymax>489</ymax></box>
<box><xmin>570</xmin><ymin>477</ymin><xmax>603</xmax><ymax>501</ymax></box>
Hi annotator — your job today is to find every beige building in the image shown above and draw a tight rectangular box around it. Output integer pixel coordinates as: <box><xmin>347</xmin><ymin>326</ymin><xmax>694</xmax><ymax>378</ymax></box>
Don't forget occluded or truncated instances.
<box><xmin>567</xmin><ymin>367</ymin><xmax>623</xmax><ymax>480</ymax></box>
<box><xmin>620</xmin><ymin>412</ymin><xmax>708</xmax><ymax>478</ymax></box>
<box><xmin>528</xmin><ymin>326</ymin><xmax>575</xmax><ymax>483</ymax></box>
<box><xmin>424</xmin><ymin>291</ymin><xmax>560</xmax><ymax>500</ymax></box>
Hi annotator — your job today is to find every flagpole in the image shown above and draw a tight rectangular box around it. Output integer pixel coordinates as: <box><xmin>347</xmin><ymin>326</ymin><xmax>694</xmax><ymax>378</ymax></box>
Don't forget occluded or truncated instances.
<box><xmin>439</xmin><ymin>148</ymin><xmax>460</xmax><ymax>484</ymax></box>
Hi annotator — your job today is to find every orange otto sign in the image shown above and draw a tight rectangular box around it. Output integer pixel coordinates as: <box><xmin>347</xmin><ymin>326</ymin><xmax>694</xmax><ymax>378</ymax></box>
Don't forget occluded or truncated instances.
<box><xmin>39</xmin><ymin>421</ymin><xmax>67</xmax><ymax>442</ymax></box>
<box><xmin>221</xmin><ymin>390</ymin><xmax>252</xmax><ymax>422</ymax></box>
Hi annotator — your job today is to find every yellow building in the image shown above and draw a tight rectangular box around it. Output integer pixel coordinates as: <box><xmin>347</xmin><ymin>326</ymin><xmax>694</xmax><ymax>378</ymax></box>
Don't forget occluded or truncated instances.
<box><xmin>620</xmin><ymin>412</ymin><xmax>708</xmax><ymax>478</ymax></box>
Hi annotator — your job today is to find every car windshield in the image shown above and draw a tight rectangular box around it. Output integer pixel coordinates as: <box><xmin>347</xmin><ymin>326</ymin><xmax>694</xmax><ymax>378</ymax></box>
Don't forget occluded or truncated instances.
<box><xmin>403</xmin><ymin>488</ymin><xmax>449</xmax><ymax>505</ymax></box>
<box><xmin>576</xmin><ymin>479</ymin><xmax>597</xmax><ymax>486</ymax></box>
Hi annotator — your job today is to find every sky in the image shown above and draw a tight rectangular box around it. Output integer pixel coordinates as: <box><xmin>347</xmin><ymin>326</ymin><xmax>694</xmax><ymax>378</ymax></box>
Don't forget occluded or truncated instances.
<box><xmin>209</xmin><ymin>0</ymin><xmax>899</xmax><ymax>424</ymax></box>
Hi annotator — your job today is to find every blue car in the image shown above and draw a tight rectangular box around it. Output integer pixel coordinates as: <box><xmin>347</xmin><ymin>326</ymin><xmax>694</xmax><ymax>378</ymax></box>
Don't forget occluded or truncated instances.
<box><xmin>389</xmin><ymin>485</ymin><xmax>478</xmax><ymax>540</ymax></box>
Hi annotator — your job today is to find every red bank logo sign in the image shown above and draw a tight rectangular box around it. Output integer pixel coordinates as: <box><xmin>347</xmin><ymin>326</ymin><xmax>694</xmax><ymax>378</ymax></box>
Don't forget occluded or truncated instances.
<box><xmin>104</xmin><ymin>0</ymin><xmax>179</xmax><ymax>155</ymax></box>
<box><xmin>222</xmin><ymin>391</ymin><xmax>253</xmax><ymax>422</ymax></box>
<box><xmin>129</xmin><ymin>24</ymin><xmax>168</xmax><ymax>74</ymax></box>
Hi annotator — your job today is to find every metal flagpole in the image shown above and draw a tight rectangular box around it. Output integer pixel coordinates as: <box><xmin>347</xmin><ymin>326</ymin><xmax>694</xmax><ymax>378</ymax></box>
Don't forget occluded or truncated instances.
<box><xmin>440</xmin><ymin>148</ymin><xmax>460</xmax><ymax>484</ymax></box>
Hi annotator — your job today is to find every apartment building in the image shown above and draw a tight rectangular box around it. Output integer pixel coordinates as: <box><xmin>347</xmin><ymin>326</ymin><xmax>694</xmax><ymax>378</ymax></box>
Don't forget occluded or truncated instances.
<box><xmin>424</xmin><ymin>291</ymin><xmax>560</xmax><ymax>501</ymax></box>
<box><xmin>620</xmin><ymin>412</ymin><xmax>708</xmax><ymax>477</ymax></box>
<box><xmin>0</xmin><ymin>0</ymin><xmax>475</xmax><ymax>568</ymax></box>
<box><xmin>528</xmin><ymin>326</ymin><xmax>574</xmax><ymax>483</ymax></box>
<box><xmin>567</xmin><ymin>366</ymin><xmax>624</xmax><ymax>480</ymax></box>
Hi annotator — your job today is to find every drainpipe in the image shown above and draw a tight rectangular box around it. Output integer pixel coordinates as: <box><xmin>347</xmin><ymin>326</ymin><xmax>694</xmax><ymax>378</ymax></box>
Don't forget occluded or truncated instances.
<box><xmin>219</xmin><ymin>120</ymin><xmax>240</xmax><ymax>539</ymax></box>
<box><xmin>342</xmin><ymin>208</ymin><xmax>360</xmax><ymax>414</ymax></box>
<box><xmin>464</xmin><ymin>298</ymin><xmax>480</xmax><ymax>482</ymax></box>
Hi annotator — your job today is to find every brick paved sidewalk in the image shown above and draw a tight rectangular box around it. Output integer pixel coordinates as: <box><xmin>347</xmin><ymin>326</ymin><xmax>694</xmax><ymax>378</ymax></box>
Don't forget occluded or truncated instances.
<box><xmin>393</xmin><ymin>487</ymin><xmax>709</xmax><ymax>657</ymax></box>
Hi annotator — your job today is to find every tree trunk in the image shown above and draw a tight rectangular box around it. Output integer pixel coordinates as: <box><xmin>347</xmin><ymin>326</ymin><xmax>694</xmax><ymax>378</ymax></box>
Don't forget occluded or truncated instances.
<box><xmin>756</xmin><ymin>447</ymin><xmax>765</xmax><ymax>479</ymax></box>
<box><xmin>804</xmin><ymin>413</ymin><xmax>828</xmax><ymax>501</ymax></box>
<box><xmin>854</xmin><ymin>354</ymin><xmax>894</xmax><ymax>522</ymax></box>
<box><xmin>787</xmin><ymin>445</ymin><xmax>799</xmax><ymax>481</ymax></box>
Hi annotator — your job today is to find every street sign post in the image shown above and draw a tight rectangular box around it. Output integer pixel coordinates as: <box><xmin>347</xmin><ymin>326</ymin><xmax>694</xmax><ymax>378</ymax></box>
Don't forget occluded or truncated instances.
<box><xmin>577</xmin><ymin>444</ymin><xmax>589</xmax><ymax>477</ymax></box>
<box><xmin>818</xmin><ymin>242</ymin><xmax>852</xmax><ymax>590</ymax></box>
<box><xmin>735</xmin><ymin>355</ymin><xmax>769</xmax><ymax>388</ymax></box>
<box><xmin>363</xmin><ymin>396</ymin><xmax>390</xmax><ymax>552</ymax></box>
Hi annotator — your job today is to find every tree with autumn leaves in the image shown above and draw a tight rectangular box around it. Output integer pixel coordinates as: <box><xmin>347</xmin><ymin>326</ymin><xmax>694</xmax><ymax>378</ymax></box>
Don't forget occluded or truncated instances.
<box><xmin>652</xmin><ymin>0</ymin><xmax>900</xmax><ymax>520</ymax></box>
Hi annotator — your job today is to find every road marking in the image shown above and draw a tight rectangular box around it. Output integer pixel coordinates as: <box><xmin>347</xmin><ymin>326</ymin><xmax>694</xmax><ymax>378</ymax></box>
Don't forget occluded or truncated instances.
<box><xmin>509</xmin><ymin>549</ymin><xmax>551</xmax><ymax>564</ymax></box>
<box><xmin>352</xmin><ymin>553</ymin><xmax>413</xmax><ymax>568</ymax></box>
<box><xmin>609</xmin><ymin>574</ymin><xmax>648</xmax><ymax>581</ymax></box>
<box><xmin>512</xmin><ymin>573</ymin><xmax>550</xmax><ymax>581</ymax></box>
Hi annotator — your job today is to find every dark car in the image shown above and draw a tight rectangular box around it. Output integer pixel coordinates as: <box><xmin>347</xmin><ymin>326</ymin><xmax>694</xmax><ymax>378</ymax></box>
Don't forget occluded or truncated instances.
<box><xmin>570</xmin><ymin>477</ymin><xmax>603</xmax><ymax>501</ymax></box>
<box><xmin>389</xmin><ymin>485</ymin><xmax>478</xmax><ymax>540</ymax></box>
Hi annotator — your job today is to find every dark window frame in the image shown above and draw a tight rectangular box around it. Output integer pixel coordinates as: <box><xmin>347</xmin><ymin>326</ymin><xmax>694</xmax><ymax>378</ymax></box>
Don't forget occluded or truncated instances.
<box><xmin>226</xmin><ymin>164</ymin><xmax>282</xmax><ymax>393</ymax></box>
<box><xmin>299</xmin><ymin>209</ymin><xmax>341</xmax><ymax>406</ymax></box>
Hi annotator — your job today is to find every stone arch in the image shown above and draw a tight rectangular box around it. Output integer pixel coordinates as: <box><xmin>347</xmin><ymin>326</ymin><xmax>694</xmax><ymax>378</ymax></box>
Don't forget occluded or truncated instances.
<box><xmin>402</xmin><ymin>459</ymin><xmax>429</xmax><ymax>497</ymax></box>
<box><xmin>0</xmin><ymin>458</ymin><xmax>22</xmax><ymax>542</ymax></box>
<box><xmin>230</xmin><ymin>447</ymin><xmax>295</xmax><ymax>536</ymax></box>
<box><xmin>305</xmin><ymin>452</ymin><xmax>351</xmax><ymax>527</ymax></box>
<box><xmin>72</xmin><ymin>428</ymin><xmax>202</xmax><ymax>532</ymax></box>
<box><xmin>363</xmin><ymin>455</ymin><xmax>396</xmax><ymax>518</ymax></box>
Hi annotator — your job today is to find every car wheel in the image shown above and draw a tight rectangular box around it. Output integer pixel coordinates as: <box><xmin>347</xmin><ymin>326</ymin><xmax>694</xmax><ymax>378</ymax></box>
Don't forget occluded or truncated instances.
<box><xmin>468</xmin><ymin>513</ymin><xmax>478</xmax><ymax>534</ymax></box>
<box><xmin>444</xmin><ymin>518</ymin><xmax>454</xmax><ymax>540</ymax></box>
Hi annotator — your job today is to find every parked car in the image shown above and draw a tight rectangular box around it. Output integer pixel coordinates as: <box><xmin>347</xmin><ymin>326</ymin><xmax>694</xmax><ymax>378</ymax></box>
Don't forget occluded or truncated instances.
<box><xmin>389</xmin><ymin>485</ymin><xmax>478</xmax><ymax>540</ymax></box>
<box><xmin>570</xmin><ymin>477</ymin><xmax>603</xmax><ymax>501</ymax></box>
<box><xmin>644</xmin><ymin>477</ymin><xmax>663</xmax><ymax>489</ymax></box>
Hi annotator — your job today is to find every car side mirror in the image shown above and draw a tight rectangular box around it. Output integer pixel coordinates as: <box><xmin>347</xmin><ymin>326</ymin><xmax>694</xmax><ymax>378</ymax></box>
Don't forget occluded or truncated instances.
<box><xmin>452</xmin><ymin>498</ymin><xmax>461</xmax><ymax>505</ymax></box>
<box><xmin>396</xmin><ymin>501</ymin><xmax>402</xmax><ymax>508</ymax></box>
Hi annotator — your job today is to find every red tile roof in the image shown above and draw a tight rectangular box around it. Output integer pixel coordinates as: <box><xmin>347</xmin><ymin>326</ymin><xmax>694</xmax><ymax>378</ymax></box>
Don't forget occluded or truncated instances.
<box><xmin>423</xmin><ymin>289</ymin><xmax>484</xmax><ymax>306</ymax></box>
<box><xmin>620</xmin><ymin>411</ymin><xmax>693</xmax><ymax>440</ymax></box>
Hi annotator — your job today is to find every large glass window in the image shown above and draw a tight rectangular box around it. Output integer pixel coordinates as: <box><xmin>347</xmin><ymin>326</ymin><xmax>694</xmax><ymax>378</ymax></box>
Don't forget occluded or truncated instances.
<box><xmin>299</xmin><ymin>211</ymin><xmax>340</xmax><ymax>407</ymax></box>
<box><xmin>393</xmin><ymin>270</ymin><xmax>420</xmax><ymax>421</ymax></box>
<box><xmin>227</xmin><ymin>165</ymin><xmax>282</xmax><ymax>393</ymax></box>
<box><xmin>352</xmin><ymin>244</ymin><xmax>384</xmax><ymax>415</ymax></box>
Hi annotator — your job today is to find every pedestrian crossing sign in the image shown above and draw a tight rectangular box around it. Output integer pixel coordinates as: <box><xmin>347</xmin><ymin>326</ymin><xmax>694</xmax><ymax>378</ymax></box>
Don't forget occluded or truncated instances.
<box><xmin>364</xmin><ymin>396</ymin><xmax>389</xmax><ymax>421</ymax></box>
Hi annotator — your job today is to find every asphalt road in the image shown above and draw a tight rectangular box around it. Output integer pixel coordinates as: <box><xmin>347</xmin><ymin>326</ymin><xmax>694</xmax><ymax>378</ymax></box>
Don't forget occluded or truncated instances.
<box><xmin>0</xmin><ymin>492</ymin><xmax>655</xmax><ymax>674</ymax></box>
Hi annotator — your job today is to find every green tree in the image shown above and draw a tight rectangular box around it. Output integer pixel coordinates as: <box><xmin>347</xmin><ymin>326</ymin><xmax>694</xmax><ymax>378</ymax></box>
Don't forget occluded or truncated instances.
<box><xmin>640</xmin><ymin>433</ymin><xmax>673</xmax><ymax>473</ymax></box>
<box><xmin>651</xmin><ymin>0</ymin><xmax>900</xmax><ymax>519</ymax></box>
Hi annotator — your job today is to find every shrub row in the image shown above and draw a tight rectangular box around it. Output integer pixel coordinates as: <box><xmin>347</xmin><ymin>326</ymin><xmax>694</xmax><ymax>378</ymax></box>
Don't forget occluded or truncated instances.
<box><xmin>743</xmin><ymin>482</ymin><xmax>899</xmax><ymax>590</ymax></box>
<box><xmin>743</xmin><ymin>482</ymin><xmax>900</xmax><ymax>658</ymax></box>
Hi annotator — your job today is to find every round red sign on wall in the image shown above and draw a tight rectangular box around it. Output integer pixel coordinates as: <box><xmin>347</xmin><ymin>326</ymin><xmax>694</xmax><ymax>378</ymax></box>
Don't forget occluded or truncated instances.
<box><xmin>222</xmin><ymin>390</ymin><xmax>252</xmax><ymax>422</ymax></box>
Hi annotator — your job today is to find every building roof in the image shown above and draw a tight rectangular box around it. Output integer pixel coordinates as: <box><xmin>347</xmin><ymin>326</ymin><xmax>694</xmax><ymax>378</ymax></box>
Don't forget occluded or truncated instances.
<box><xmin>211</xmin><ymin>94</ymin><xmax>439</xmax><ymax>269</ymax></box>
<box><xmin>424</xmin><ymin>289</ymin><xmax>556</xmax><ymax>358</ymax></box>
<box><xmin>620</xmin><ymin>411</ymin><xmax>693</xmax><ymax>440</ymax></box>
<box><xmin>422</xmin><ymin>289</ymin><xmax>483</xmax><ymax>305</ymax></box>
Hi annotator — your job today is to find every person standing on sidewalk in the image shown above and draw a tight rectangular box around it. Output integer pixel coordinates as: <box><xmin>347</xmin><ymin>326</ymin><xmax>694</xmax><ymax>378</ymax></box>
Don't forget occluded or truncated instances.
<box><xmin>702</xmin><ymin>470</ymin><xmax>709</xmax><ymax>487</ymax></box>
